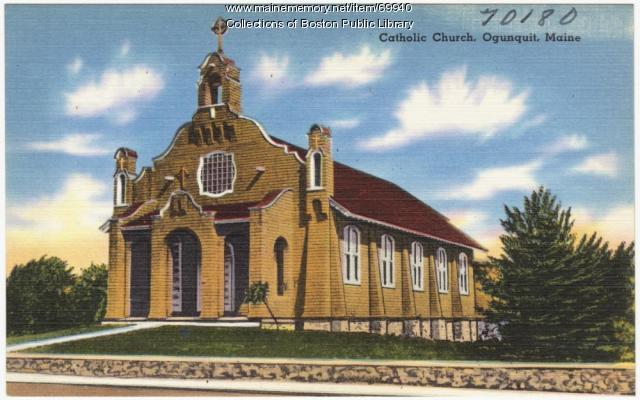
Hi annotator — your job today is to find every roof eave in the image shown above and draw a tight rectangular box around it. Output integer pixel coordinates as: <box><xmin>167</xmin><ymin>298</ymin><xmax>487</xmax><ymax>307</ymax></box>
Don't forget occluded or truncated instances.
<box><xmin>329</xmin><ymin>198</ymin><xmax>487</xmax><ymax>252</ymax></box>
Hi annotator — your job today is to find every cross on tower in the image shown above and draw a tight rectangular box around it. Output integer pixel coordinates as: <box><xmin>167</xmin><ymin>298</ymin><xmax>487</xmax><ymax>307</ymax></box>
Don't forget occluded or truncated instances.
<box><xmin>176</xmin><ymin>167</ymin><xmax>190</xmax><ymax>190</ymax></box>
<box><xmin>211</xmin><ymin>17</ymin><xmax>228</xmax><ymax>53</ymax></box>
<box><xmin>117</xmin><ymin>157</ymin><xmax>126</xmax><ymax>171</ymax></box>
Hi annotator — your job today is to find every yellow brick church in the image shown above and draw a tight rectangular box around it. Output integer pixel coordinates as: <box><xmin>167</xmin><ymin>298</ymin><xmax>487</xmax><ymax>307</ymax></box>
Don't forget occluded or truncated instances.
<box><xmin>102</xmin><ymin>22</ymin><xmax>485</xmax><ymax>341</ymax></box>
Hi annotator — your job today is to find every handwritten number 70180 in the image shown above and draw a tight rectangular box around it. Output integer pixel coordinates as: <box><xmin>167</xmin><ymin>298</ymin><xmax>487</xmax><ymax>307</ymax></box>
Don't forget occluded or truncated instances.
<box><xmin>480</xmin><ymin>7</ymin><xmax>578</xmax><ymax>26</ymax></box>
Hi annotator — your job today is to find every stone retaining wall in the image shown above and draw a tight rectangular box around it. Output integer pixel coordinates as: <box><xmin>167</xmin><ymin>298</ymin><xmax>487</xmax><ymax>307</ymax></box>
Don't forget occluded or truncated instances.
<box><xmin>7</xmin><ymin>354</ymin><xmax>634</xmax><ymax>395</ymax></box>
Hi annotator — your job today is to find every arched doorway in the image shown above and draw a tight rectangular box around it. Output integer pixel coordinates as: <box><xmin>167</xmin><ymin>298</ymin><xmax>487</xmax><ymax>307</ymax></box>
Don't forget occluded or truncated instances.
<box><xmin>167</xmin><ymin>230</ymin><xmax>201</xmax><ymax>317</ymax></box>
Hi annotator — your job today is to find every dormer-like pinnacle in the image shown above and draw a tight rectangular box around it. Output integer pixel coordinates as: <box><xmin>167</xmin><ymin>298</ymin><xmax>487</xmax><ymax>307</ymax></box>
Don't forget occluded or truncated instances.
<box><xmin>196</xmin><ymin>18</ymin><xmax>241</xmax><ymax>115</ymax></box>
<box><xmin>307</xmin><ymin>124</ymin><xmax>332</xmax><ymax>155</ymax></box>
<box><xmin>306</xmin><ymin>124</ymin><xmax>333</xmax><ymax>195</ymax></box>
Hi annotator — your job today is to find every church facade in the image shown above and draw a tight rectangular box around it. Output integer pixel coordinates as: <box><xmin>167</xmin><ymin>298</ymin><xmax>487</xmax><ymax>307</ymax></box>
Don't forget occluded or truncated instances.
<box><xmin>102</xmin><ymin>29</ymin><xmax>485</xmax><ymax>341</ymax></box>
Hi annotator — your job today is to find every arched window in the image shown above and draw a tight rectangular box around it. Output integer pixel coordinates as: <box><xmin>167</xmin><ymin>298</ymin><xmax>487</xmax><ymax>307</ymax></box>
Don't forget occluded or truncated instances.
<box><xmin>309</xmin><ymin>151</ymin><xmax>322</xmax><ymax>189</ymax></box>
<box><xmin>458</xmin><ymin>253</ymin><xmax>469</xmax><ymax>295</ymax></box>
<box><xmin>379</xmin><ymin>234</ymin><xmax>395</xmax><ymax>288</ymax></box>
<box><xmin>215</xmin><ymin>85</ymin><xmax>222</xmax><ymax>104</ymax></box>
<box><xmin>436</xmin><ymin>247</ymin><xmax>448</xmax><ymax>293</ymax></box>
<box><xmin>208</xmin><ymin>74</ymin><xmax>222</xmax><ymax>105</ymax></box>
<box><xmin>410</xmin><ymin>242</ymin><xmax>424</xmax><ymax>291</ymax></box>
<box><xmin>342</xmin><ymin>226</ymin><xmax>360</xmax><ymax>284</ymax></box>
<box><xmin>115</xmin><ymin>173</ymin><xmax>126</xmax><ymax>206</ymax></box>
<box><xmin>274</xmin><ymin>238</ymin><xmax>287</xmax><ymax>296</ymax></box>
<box><xmin>198</xmin><ymin>151</ymin><xmax>236</xmax><ymax>197</ymax></box>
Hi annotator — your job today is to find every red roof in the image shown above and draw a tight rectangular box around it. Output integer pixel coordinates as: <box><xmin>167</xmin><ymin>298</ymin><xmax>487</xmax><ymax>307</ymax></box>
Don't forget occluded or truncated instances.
<box><xmin>114</xmin><ymin>147</ymin><xmax>138</xmax><ymax>159</ymax></box>
<box><xmin>202</xmin><ymin>189</ymin><xmax>289</xmax><ymax>220</ymax></box>
<box><xmin>332</xmin><ymin>162</ymin><xmax>484</xmax><ymax>250</ymax></box>
<box><xmin>252</xmin><ymin>189</ymin><xmax>289</xmax><ymax>209</ymax></box>
<box><xmin>119</xmin><ymin>202</ymin><xmax>145</xmax><ymax>218</ymax></box>
<box><xmin>203</xmin><ymin>201</ymin><xmax>257</xmax><ymax>221</ymax></box>
<box><xmin>122</xmin><ymin>210</ymin><xmax>159</xmax><ymax>228</ymax></box>
<box><xmin>120</xmin><ymin>190</ymin><xmax>291</xmax><ymax>227</ymax></box>
<box><xmin>271</xmin><ymin>136</ymin><xmax>484</xmax><ymax>250</ymax></box>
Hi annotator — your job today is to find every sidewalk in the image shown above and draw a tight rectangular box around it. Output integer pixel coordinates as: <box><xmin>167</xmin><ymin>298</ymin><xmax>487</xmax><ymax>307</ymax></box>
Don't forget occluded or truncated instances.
<box><xmin>6</xmin><ymin>323</ymin><xmax>161</xmax><ymax>352</ymax></box>
<box><xmin>6</xmin><ymin>372</ymin><xmax>587</xmax><ymax>397</ymax></box>
<box><xmin>7</xmin><ymin>320</ymin><xmax>260</xmax><ymax>353</ymax></box>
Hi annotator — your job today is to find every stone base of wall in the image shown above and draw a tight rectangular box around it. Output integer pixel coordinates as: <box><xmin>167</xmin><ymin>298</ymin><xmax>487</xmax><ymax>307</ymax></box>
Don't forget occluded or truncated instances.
<box><xmin>296</xmin><ymin>319</ymin><xmax>479</xmax><ymax>342</ymax></box>
<box><xmin>7</xmin><ymin>354</ymin><xmax>635</xmax><ymax>395</ymax></box>
<box><xmin>260</xmin><ymin>319</ymin><xmax>296</xmax><ymax>331</ymax></box>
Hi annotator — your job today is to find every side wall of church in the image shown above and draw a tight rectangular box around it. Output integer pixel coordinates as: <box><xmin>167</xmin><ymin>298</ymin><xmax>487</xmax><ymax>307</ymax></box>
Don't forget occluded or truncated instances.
<box><xmin>330</xmin><ymin>213</ymin><xmax>478</xmax><ymax>323</ymax></box>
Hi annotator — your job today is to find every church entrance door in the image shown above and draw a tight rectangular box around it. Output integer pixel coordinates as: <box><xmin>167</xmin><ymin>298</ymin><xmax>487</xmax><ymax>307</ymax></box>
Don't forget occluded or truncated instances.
<box><xmin>168</xmin><ymin>230</ymin><xmax>201</xmax><ymax>317</ymax></box>
<box><xmin>223</xmin><ymin>243</ymin><xmax>235</xmax><ymax>314</ymax></box>
<box><xmin>129</xmin><ymin>238</ymin><xmax>150</xmax><ymax>317</ymax></box>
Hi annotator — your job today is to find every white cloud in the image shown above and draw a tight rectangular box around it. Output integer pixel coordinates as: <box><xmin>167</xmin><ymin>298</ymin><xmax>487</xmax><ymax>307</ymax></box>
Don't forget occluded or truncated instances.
<box><xmin>112</xmin><ymin>109</ymin><xmax>137</xmax><ymax>125</ymax></box>
<box><xmin>442</xmin><ymin>160</ymin><xmax>542</xmax><ymax>200</ymax></box>
<box><xmin>67</xmin><ymin>57</ymin><xmax>83</xmax><ymax>75</ymax></box>
<box><xmin>361</xmin><ymin>67</ymin><xmax>529</xmax><ymax>150</ymax></box>
<box><xmin>545</xmin><ymin>133</ymin><xmax>589</xmax><ymax>155</ymax></box>
<box><xmin>7</xmin><ymin>174</ymin><xmax>111</xmax><ymax>269</ymax></box>
<box><xmin>119</xmin><ymin>40</ymin><xmax>131</xmax><ymax>57</ymax></box>
<box><xmin>327</xmin><ymin>118</ymin><xmax>360</xmax><ymax>130</ymax></box>
<box><xmin>446</xmin><ymin>209</ymin><xmax>490</xmax><ymax>232</ymax></box>
<box><xmin>305</xmin><ymin>46</ymin><xmax>392</xmax><ymax>88</ymax></box>
<box><xmin>65</xmin><ymin>65</ymin><xmax>164</xmax><ymax>122</ymax></box>
<box><xmin>571</xmin><ymin>151</ymin><xmax>619</xmax><ymax>177</ymax></box>
<box><xmin>519</xmin><ymin>114</ymin><xmax>547</xmax><ymax>131</ymax></box>
<box><xmin>251</xmin><ymin>53</ymin><xmax>291</xmax><ymax>87</ymax></box>
<box><xmin>572</xmin><ymin>204</ymin><xmax>634</xmax><ymax>245</ymax></box>
<box><xmin>28</xmin><ymin>133</ymin><xmax>110</xmax><ymax>156</ymax></box>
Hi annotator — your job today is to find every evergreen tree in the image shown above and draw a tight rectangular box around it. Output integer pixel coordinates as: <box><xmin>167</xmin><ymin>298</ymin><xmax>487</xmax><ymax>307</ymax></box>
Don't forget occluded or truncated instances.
<box><xmin>483</xmin><ymin>187</ymin><xmax>628</xmax><ymax>361</ymax></box>
<box><xmin>599</xmin><ymin>242</ymin><xmax>635</xmax><ymax>360</ymax></box>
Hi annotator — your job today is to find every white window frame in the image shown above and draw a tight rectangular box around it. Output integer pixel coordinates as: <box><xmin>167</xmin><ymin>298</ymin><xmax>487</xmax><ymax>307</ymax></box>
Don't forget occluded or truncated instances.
<box><xmin>410</xmin><ymin>241</ymin><xmax>424</xmax><ymax>291</ymax></box>
<box><xmin>171</xmin><ymin>240</ymin><xmax>182</xmax><ymax>313</ymax></box>
<box><xmin>342</xmin><ymin>225</ymin><xmax>361</xmax><ymax>285</ymax></box>
<box><xmin>214</xmin><ymin>85</ymin><xmax>223</xmax><ymax>105</ymax></box>
<box><xmin>308</xmin><ymin>150</ymin><xmax>323</xmax><ymax>190</ymax></box>
<box><xmin>197</xmin><ymin>151</ymin><xmax>236</xmax><ymax>198</ymax></box>
<box><xmin>379</xmin><ymin>234</ymin><xmax>395</xmax><ymax>288</ymax></box>
<box><xmin>458</xmin><ymin>253</ymin><xmax>469</xmax><ymax>295</ymax></box>
<box><xmin>115</xmin><ymin>172</ymin><xmax>127</xmax><ymax>206</ymax></box>
<box><xmin>436</xmin><ymin>247</ymin><xmax>448</xmax><ymax>293</ymax></box>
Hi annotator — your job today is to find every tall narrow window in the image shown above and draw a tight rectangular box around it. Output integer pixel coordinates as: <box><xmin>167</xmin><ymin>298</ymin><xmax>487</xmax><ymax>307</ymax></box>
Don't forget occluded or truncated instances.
<box><xmin>458</xmin><ymin>253</ymin><xmax>469</xmax><ymax>295</ymax></box>
<box><xmin>208</xmin><ymin>74</ymin><xmax>222</xmax><ymax>105</ymax></box>
<box><xmin>115</xmin><ymin>173</ymin><xmax>126</xmax><ymax>206</ymax></box>
<box><xmin>170</xmin><ymin>240</ymin><xmax>182</xmax><ymax>313</ymax></box>
<box><xmin>379</xmin><ymin>234</ymin><xmax>395</xmax><ymax>288</ymax></box>
<box><xmin>310</xmin><ymin>151</ymin><xmax>322</xmax><ymax>189</ymax></box>
<box><xmin>436</xmin><ymin>247</ymin><xmax>448</xmax><ymax>293</ymax></box>
<box><xmin>275</xmin><ymin>238</ymin><xmax>287</xmax><ymax>296</ymax></box>
<box><xmin>410</xmin><ymin>242</ymin><xmax>424</xmax><ymax>291</ymax></box>
<box><xmin>342</xmin><ymin>225</ymin><xmax>361</xmax><ymax>285</ymax></box>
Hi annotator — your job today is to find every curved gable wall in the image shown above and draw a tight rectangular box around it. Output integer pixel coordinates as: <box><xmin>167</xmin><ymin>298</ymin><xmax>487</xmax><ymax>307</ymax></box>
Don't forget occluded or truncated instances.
<box><xmin>130</xmin><ymin>116</ymin><xmax>304</xmax><ymax>209</ymax></box>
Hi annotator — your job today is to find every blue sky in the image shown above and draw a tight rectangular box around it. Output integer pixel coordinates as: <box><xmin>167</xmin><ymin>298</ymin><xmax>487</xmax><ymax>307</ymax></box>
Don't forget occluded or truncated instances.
<box><xmin>5</xmin><ymin>4</ymin><xmax>634</xmax><ymax>267</ymax></box>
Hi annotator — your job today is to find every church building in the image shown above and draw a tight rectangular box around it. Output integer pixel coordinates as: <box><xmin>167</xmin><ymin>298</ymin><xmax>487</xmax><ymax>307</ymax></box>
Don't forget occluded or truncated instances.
<box><xmin>102</xmin><ymin>20</ymin><xmax>485</xmax><ymax>341</ymax></box>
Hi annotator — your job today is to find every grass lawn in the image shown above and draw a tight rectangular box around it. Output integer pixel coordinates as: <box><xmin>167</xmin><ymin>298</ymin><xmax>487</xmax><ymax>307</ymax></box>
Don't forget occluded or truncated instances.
<box><xmin>23</xmin><ymin>326</ymin><xmax>494</xmax><ymax>361</ymax></box>
<box><xmin>7</xmin><ymin>324</ymin><xmax>128</xmax><ymax>346</ymax></box>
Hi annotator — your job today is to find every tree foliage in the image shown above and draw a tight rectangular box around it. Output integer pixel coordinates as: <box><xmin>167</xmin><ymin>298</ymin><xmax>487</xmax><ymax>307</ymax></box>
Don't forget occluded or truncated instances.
<box><xmin>69</xmin><ymin>263</ymin><xmax>109</xmax><ymax>325</ymax></box>
<box><xmin>244</xmin><ymin>281</ymin><xmax>279</xmax><ymax>329</ymax></box>
<box><xmin>481</xmin><ymin>187</ymin><xmax>634</xmax><ymax>361</ymax></box>
<box><xmin>7</xmin><ymin>256</ymin><xmax>108</xmax><ymax>335</ymax></box>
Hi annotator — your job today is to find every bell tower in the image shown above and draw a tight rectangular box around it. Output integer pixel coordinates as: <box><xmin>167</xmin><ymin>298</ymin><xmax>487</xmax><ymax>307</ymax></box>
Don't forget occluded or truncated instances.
<box><xmin>196</xmin><ymin>17</ymin><xmax>241</xmax><ymax>116</ymax></box>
